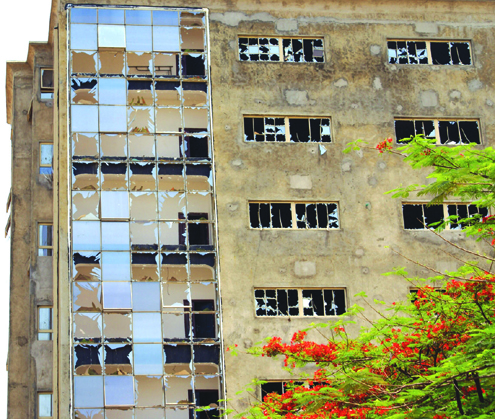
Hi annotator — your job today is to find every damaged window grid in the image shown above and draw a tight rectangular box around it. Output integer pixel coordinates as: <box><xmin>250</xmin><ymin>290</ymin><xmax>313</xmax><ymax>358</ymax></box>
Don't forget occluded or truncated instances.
<box><xmin>238</xmin><ymin>37</ymin><xmax>324</xmax><ymax>62</ymax></box>
<box><xmin>395</xmin><ymin>119</ymin><xmax>481</xmax><ymax>145</ymax></box>
<box><xmin>387</xmin><ymin>40</ymin><xmax>471</xmax><ymax>65</ymax></box>
<box><xmin>249</xmin><ymin>202</ymin><xmax>339</xmax><ymax>229</ymax></box>
<box><xmin>244</xmin><ymin>116</ymin><xmax>331</xmax><ymax>143</ymax></box>
<box><xmin>402</xmin><ymin>203</ymin><xmax>488</xmax><ymax>230</ymax></box>
<box><xmin>254</xmin><ymin>288</ymin><xmax>346</xmax><ymax>317</ymax></box>
<box><xmin>69</xmin><ymin>6</ymin><xmax>222</xmax><ymax>416</ymax></box>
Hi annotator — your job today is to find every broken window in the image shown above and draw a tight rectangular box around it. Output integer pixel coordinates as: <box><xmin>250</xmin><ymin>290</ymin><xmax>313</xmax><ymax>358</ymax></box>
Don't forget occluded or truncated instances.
<box><xmin>283</xmin><ymin>38</ymin><xmax>324</xmax><ymax>62</ymax></box>
<box><xmin>74</xmin><ymin>344</ymin><xmax>102</xmax><ymax>375</ymax></box>
<box><xmin>38</xmin><ymin>306</ymin><xmax>53</xmax><ymax>340</ymax></box>
<box><xmin>395</xmin><ymin>119</ymin><xmax>481</xmax><ymax>144</ymax></box>
<box><xmin>402</xmin><ymin>203</ymin><xmax>488</xmax><ymax>230</ymax></box>
<box><xmin>38</xmin><ymin>223</ymin><xmax>53</xmax><ymax>256</ymax></box>
<box><xmin>388</xmin><ymin>40</ymin><xmax>471</xmax><ymax>65</ymax></box>
<box><xmin>38</xmin><ymin>393</ymin><xmax>53</xmax><ymax>418</ymax></box>
<box><xmin>255</xmin><ymin>288</ymin><xmax>347</xmax><ymax>317</ymax></box>
<box><xmin>71</xmin><ymin>78</ymin><xmax>98</xmax><ymax>104</ymax></box>
<box><xmin>244</xmin><ymin>116</ymin><xmax>331</xmax><ymax>142</ymax></box>
<box><xmin>239</xmin><ymin>37</ymin><xmax>324</xmax><ymax>62</ymax></box>
<box><xmin>73</xmin><ymin>252</ymin><xmax>101</xmax><ymax>281</ymax></box>
<box><xmin>72</xmin><ymin>133</ymin><xmax>99</xmax><ymax>160</ymax></box>
<box><xmin>249</xmin><ymin>202</ymin><xmax>339</xmax><ymax>229</ymax></box>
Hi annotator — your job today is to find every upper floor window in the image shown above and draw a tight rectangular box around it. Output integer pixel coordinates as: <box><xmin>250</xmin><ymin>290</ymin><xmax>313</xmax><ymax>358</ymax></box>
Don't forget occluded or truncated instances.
<box><xmin>238</xmin><ymin>37</ymin><xmax>324</xmax><ymax>62</ymax></box>
<box><xmin>40</xmin><ymin>68</ymin><xmax>54</xmax><ymax>100</ymax></box>
<box><xmin>387</xmin><ymin>40</ymin><xmax>471</xmax><ymax>65</ymax></box>
<box><xmin>38</xmin><ymin>223</ymin><xmax>53</xmax><ymax>256</ymax></box>
<box><xmin>395</xmin><ymin>119</ymin><xmax>480</xmax><ymax>145</ymax></box>
<box><xmin>38</xmin><ymin>307</ymin><xmax>53</xmax><ymax>341</ymax></box>
<box><xmin>244</xmin><ymin>116</ymin><xmax>331</xmax><ymax>143</ymax></box>
<box><xmin>249</xmin><ymin>202</ymin><xmax>339</xmax><ymax>230</ymax></box>
<box><xmin>38</xmin><ymin>392</ymin><xmax>53</xmax><ymax>418</ymax></box>
<box><xmin>255</xmin><ymin>288</ymin><xmax>347</xmax><ymax>317</ymax></box>
<box><xmin>40</xmin><ymin>143</ymin><xmax>54</xmax><ymax>174</ymax></box>
<box><xmin>402</xmin><ymin>203</ymin><xmax>488</xmax><ymax>230</ymax></box>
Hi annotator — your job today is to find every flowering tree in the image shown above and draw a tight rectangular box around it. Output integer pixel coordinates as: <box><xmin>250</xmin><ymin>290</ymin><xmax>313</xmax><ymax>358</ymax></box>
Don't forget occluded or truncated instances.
<box><xmin>234</xmin><ymin>136</ymin><xmax>495</xmax><ymax>419</ymax></box>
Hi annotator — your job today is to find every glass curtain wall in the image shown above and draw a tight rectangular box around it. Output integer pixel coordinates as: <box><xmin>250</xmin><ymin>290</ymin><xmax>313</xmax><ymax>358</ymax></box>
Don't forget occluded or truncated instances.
<box><xmin>68</xmin><ymin>6</ymin><xmax>222</xmax><ymax>419</ymax></box>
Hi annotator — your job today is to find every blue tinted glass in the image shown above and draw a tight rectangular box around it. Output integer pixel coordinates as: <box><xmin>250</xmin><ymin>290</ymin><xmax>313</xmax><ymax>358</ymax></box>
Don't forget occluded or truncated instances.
<box><xmin>126</xmin><ymin>9</ymin><xmax>151</xmax><ymax>25</ymax></box>
<box><xmin>104</xmin><ymin>376</ymin><xmax>134</xmax><ymax>406</ymax></box>
<box><xmin>74</xmin><ymin>376</ymin><xmax>104</xmax><ymax>408</ymax></box>
<box><xmin>70</xmin><ymin>24</ymin><xmax>97</xmax><ymax>50</ymax></box>
<box><xmin>71</xmin><ymin>8</ymin><xmax>97</xmax><ymax>24</ymax></box>
<box><xmin>132</xmin><ymin>282</ymin><xmax>160</xmax><ymax>311</ymax></box>
<box><xmin>134</xmin><ymin>344</ymin><xmax>163</xmax><ymax>374</ymax></box>
<box><xmin>153</xmin><ymin>27</ymin><xmax>180</xmax><ymax>52</ymax></box>
<box><xmin>98</xmin><ymin>9</ymin><xmax>124</xmax><ymax>24</ymax></box>
<box><xmin>153</xmin><ymin>10</ymin><xmax>179</xmax><ymax>26</ymax></box>
<box><xmin>126</xmin><ymin>26</ymin><xmax>152</xmax><ymax>51</ymax></box>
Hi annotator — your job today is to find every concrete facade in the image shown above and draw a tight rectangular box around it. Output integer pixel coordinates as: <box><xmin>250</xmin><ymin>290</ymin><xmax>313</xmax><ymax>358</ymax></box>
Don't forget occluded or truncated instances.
<box><xmin>5</xmin><ymin>0</ymin><xmax>495</xmax><ymax>417</ymax></box>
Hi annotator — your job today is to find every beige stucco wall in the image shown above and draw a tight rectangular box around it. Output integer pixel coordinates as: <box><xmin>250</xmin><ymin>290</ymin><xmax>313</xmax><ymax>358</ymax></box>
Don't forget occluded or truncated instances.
<box><xmin>7</xmin><ymin>0</ymin><xmax>495</xmax><ymax>416</ymax></box>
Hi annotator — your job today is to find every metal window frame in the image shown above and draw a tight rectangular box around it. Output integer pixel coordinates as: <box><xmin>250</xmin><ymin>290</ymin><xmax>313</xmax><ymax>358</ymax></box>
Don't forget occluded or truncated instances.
<box><xmin>248</xmin><ymin>201</ymin><xmax>340</xmax><ymax>230</ymax></box>
<box><xmin>38</xmin><ymin>392</ymin><xmax>53</xmax><ymax>418</ymax></box>
<box><xmin>387</xmin><ymin>39</ymin><xmax>472</xmax><ymax>66</ymax></box>
<box><xmin>402</xmin><ymin>202</ymin><xmax>488</xmax><ymax>230</ymax></box>
<box><xmin>394</xmin><ymin>118</ymin><xmax>482</xmax><ymax>145</ymax></box>
<box><xmin>38</xmin><ymin>306</ymin><xmax>53</xmax><ymax>340</ymax></box>
<box><xmin>243</xmin><ymin>115</ymin><xmax>332</xmax><ymax>143</ymax></box>
<box><xmin>38</xmin><ymin>223</ymin><xmax>53</xmax><ymax>255</ymax></box>
<box><xmin>238</xmin><ymin>35</ymin><xmax>325</xmax><ymax>63</ymax></box>
<box><xmin>254</xmin><ymin>287</ymin><xmax>347</xmax><ymax>317</ymax></box>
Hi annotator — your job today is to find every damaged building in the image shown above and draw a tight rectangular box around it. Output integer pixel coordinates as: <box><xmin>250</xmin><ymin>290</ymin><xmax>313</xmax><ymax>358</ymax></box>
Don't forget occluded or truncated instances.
<box><xmin>4</xmin><ymin>0</ymin><xmax>495</xmax><ymax>418</ymax></box>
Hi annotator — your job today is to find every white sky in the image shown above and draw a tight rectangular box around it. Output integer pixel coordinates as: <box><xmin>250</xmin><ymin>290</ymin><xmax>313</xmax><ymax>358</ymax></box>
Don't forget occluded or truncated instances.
<box><xmin>0</xmin><ymin>0</ymin><xmax>53</xmax><ymax>416</ymax></box>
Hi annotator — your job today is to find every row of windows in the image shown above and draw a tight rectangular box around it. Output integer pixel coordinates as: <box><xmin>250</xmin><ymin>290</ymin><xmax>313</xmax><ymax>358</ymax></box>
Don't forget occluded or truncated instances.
<box><xmin>248</xmin><ymin>202</ymin><xmax>487</xmax><ymax>230</ymax></box>
<box><xmin>238</xmin><ymin>36</ymin><xmax>472</xmax><ymax>65</ymax></box>
<box><xmin>37</xmin><ymin>202</ymin><xmax>487</xmax><ymax>258</ymax></box>
<box><xmin>36</xmin><ymin>116</ymin><xmax>483</xmax><ymax>178</ymax></box>
<box><xmin>243</xmin><ymin>117</ymin><xmax>481</xmax><ymax>145</ymax></box>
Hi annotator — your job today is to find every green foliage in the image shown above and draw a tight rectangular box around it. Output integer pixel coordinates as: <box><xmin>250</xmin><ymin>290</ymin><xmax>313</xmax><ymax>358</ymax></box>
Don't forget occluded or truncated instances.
<box><xmin>235</xmin><ymin>136</ymin><xmax>495</xmax><ymax>419</ymax></box>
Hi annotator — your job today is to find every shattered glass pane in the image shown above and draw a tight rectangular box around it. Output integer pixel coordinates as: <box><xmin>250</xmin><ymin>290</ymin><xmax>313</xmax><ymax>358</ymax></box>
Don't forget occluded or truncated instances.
<box><xmin>104</xmin><ymin>344</ymin><xmax>132</xmax><ymax>374</ymax></box>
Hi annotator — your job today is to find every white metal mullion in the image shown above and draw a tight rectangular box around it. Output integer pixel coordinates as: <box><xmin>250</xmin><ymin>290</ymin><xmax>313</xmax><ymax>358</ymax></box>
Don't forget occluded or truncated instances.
<box><xmin>291</xmin><ymin>203</ymin><xmax>297</xmax><ymax>229</ymax></box>
<box><xmin>426</xmin><ymin>41</ymin><xmax>433</xmax><ymax>64</ymax></box>
<box><xmin>298</xmin><ymin>289</ymin><xmax>303</xmax><ymax>317</ymax></box>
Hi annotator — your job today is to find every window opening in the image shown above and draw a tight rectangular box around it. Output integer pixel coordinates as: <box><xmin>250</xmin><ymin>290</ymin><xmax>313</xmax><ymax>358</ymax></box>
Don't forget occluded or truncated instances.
<box><xmin>388</xmin><ymin>40</ymin><xmax>471</xmax><ymax>65</ymax></box>
<box><xmin>40</xmin><ymin>68</ymin><xmax>54</xmax><ymax>100</ymax></box>
<box><xmin>244</xmin><ymin>116</ymin><xmax>331</xmax><ymax>142</ymax></box>
<box><xmin>395</xmin><ymin>119</ymin><xmax>480</xmax><ymax>145</ymax></box>
<box><xmin>38</xmin><ymin>306</ymin><xmax>53</xmax><ymax>340</ymax></box>
<box><xmin>239</xmin><ymin>37</ymin><xmax>324</xmax><ymax>62</ymax></box>
<box><xmin>255</xmin><ymin>288</ymin><xmax>346</xmax><ymax>317</ymax></box>
<box><xmin>402</xmin><ymin>203</ymin><xmax>488</xmax><ymax>230</ymax></box>
<box><xmin>249</xmin><ymin>202</ymin><xmax>339</xmax><ymax>229</ymax></box>
<box><xmin>38</xmin><ymin>392</ymin><xmax>53</xmax><ymax>418</ymax></box>
<box><xmin>40</xmin><ymin>143</ymin><xmax>54</xmax><ymax>175</ymax></box>
<box><xmin>38</xmin><ymin>223</ymin><xmax>53</xmax><ymax>256</ymax></box>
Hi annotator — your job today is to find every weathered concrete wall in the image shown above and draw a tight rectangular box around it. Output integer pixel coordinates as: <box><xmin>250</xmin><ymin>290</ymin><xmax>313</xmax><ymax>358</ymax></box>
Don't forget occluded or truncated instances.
<box><xmin>7</xmin><ymin>42</ymin><xmax>53</xmax><ymax>418</ymax></box>
<box><xmin>18</xmin><ymin>0</ymin><xmax>495</xmax><ymax>417</ymax></box>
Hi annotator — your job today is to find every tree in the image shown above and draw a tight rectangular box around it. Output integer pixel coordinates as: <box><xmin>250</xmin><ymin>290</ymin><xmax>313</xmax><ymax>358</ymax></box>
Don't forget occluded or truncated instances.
<box><xmin>233</xmin><ymin>136</ymin><xmax>495</xmax><ymax>419</ymax></box>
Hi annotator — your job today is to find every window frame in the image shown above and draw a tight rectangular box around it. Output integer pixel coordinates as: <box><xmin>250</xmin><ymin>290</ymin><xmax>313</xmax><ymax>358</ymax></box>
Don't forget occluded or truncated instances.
<box><xmin>254</xmin><ymin>287</ymin><xmax>347</xmax><ymax>317</ymax></box>
<box><xmin>394</xmin><ymin>118</ymin><xmax>482</xmax><ymax>145</ymax></box>
<box><xmin>238</xmin><ymin>36</ymin><xmax>325</xmax><ymax>63</ymax></box>
<box><xmin>38</xmin><ymin>306</ymin><xmax>53</xmax><ymax>341</ymax></box>
<box><xmin>39</xmin><ymin>142</ymin><xmax>54</xmax><ymax>174</ymax></box>
<box><xmin>38</xmin><ymin>223</ymin><xmax>54</xmax><ymax>256</ymax></box>
<box><xmin>40</xmin><ymin>67</ymin><xmax>54</xmax><ymax>100</ymax></box>
<box><xmin>249</xmin><ymin>201</ymin><xmax>340</xmax><ymax>230</ymax></box>
<box><xmin>243</xmin><ymin>115</ymin><xmax>332</xmax><ymax>143</ymax></box>
<box><xmin>387</xmin><ymin>39</ymin><xmax>472</xmax><ymax>66</ymax></box>
<box><xmin>402</xmin><ymin>202</ymin><xmax>489</xmax><ymax>230</ymax></box>
<box><xmin>38</xmin><ymin>392</ymin><xmax>53</xmax><ymax>418</ymax></box>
